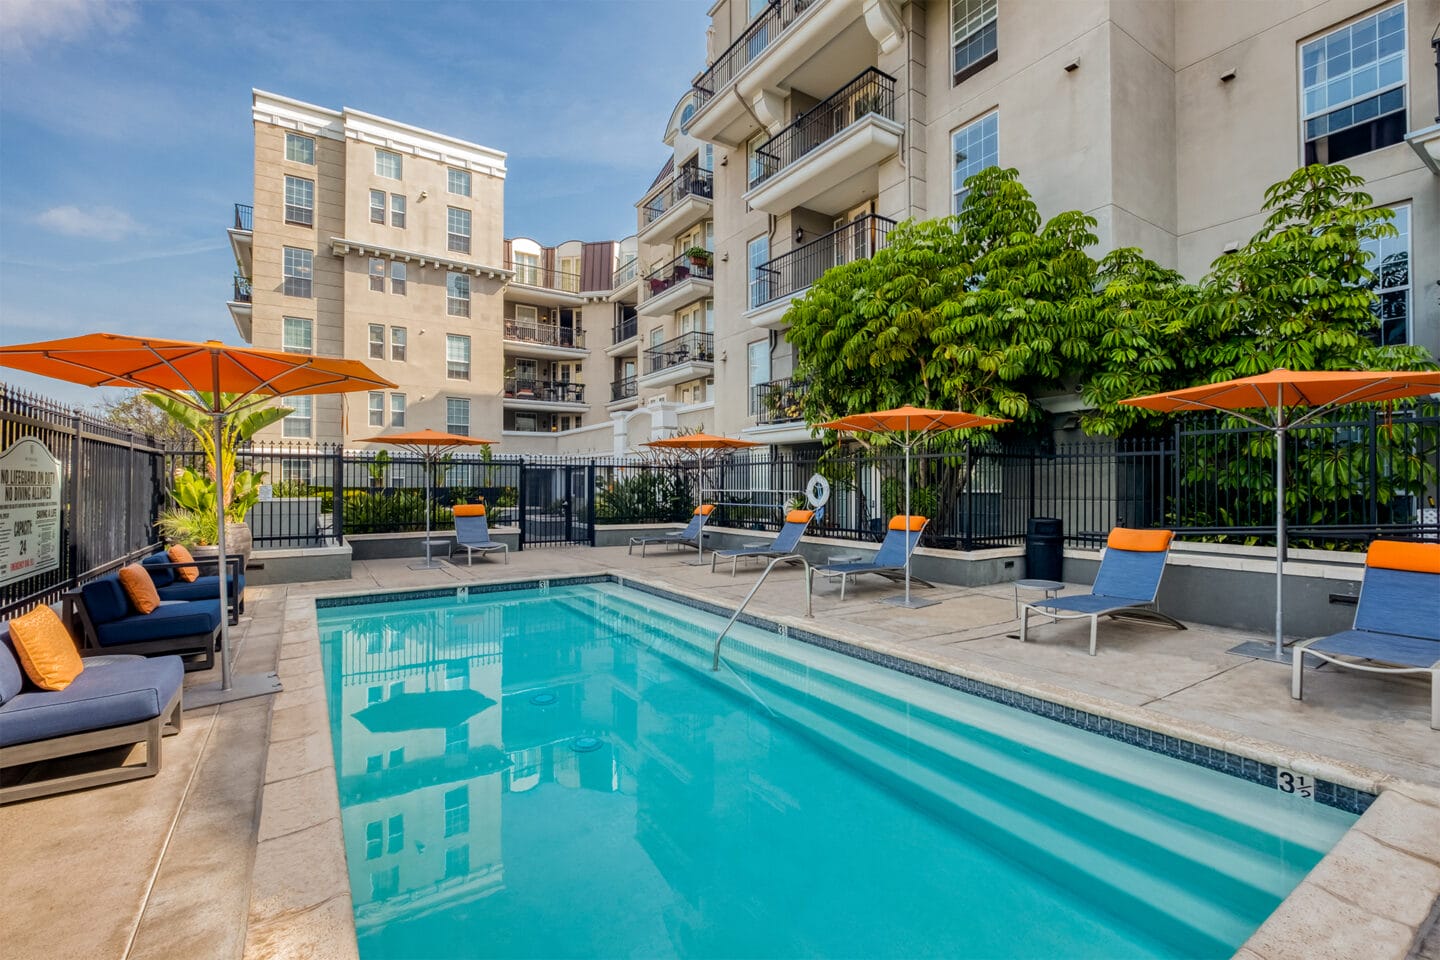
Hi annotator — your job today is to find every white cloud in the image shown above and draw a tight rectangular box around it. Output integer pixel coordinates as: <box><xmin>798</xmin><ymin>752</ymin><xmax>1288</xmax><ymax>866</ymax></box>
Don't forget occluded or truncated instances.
<box><xmin>0</xmin><ymin>0</ymin><xmax>137</xmax><ymax>56</ymax></box>
<box><xmin>35</xmin><ymin>204</ymin><xmax>141</xmax><ymax>241</ymax></box>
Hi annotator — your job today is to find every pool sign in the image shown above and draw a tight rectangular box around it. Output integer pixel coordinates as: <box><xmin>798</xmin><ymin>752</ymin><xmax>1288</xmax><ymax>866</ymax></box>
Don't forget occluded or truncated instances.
<box><xmin>0</xmin><ymin>438</ymin><xmax>63</xmax><ymax>587</ymax></box>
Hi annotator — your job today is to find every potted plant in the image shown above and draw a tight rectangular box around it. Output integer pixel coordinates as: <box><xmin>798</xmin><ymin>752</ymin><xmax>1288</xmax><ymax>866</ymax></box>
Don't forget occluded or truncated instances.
<box><xmin>683</xmin><ymin>246</ymin><xmax>712</xmax><ymax>269</ymax></box>
<box><xmin>157</xmin><ymin>465</ymin><xmax>266</xmax><ymax>568</ymax></box>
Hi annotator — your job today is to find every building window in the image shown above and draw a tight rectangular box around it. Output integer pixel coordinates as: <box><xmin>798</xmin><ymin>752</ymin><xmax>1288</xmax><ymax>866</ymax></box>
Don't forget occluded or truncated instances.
<box><xmin>747</xmin><ymin>339</ymin><xmax>771</xmax><ymax>416</ymax></box>
<box><xmin>390</xmin><ymin>261</ymin><xmax>407</xmax><ymax>296</ymax></box>
<box><xmin>390</xmin><ymin>393</ymin><xmax>406</xmax><ymax>427</ymax></box>
<box><xmin>447</xmin><ymin>207</ymin><xmax>471</xmax><ymax>255</ymax></box>
<box><xmin>444</xmin><ymin>786</ymin><xmax>469</xmax><ymax>838</ymax></box>
<box><xmin>446</xmin><ymin>397</ymin><xmax>470</xmax><ymax>437</ymax></box>
<box><xmin>282</xmin><ymin>317</ymin><xmax>312</xmax><ymax>355</ymax></box>
<box><xmin>446</xmin><ymin>272</ymin><xmax>470</xmax><ymax>317</ymax></box>
<box><xmin>512</xmin><ymin>252</ymin><xmax>539</xmax><ymax>285</ymax></box>
<box><xmin>285</xmin><ymin>132</ymin><xmax>314</xmax><ymax>165</ymax></box>
<box><xmin>746</xmin><ymin>132</ymin><xmax>767</xmax><ymax>188</ymax></box>
<box><xmin>445</xmin><ymin>845</ymin><xmax>470</xmax><ymax>880</ymax></box>
<box><xmin>368</xmin><ymin>391</ymin><xmax>384</xmax><ymax>427</ymax></box>
<box><xmin>282</xmin><ymin>247</ymin><xmax>312</xmax><ymax>298</ymax></box>
<box><xmin>391</xmin><ymin>193</ymin><xmax>406</xmax><ymax>228</ymax></box>
<box><xmin>951</xmin><ymin>0</ymin><xmax>998</xmax><ymax>84</ymax></box>
<box><xmin>446</xmin><ymin>334</ymin><xmax>471</xmax><ymax>380</ymax></box>
<box><xmin>952</xmin><ymin>111</ymin><xmax>999</xmax><ymax>211</ymax></box>
<box><xmin>283</xmin><ymin>176</ymin><xmax>314</xmax><ymax>226</ymax></box>
<box><xmin>1363</xmin><ymin>204</ymin><xmax>1411</xmax><ymax>345</ymax></box>
<box><xmin>375</xmin><ymin>148</ymin><xmax>403</xmax><ymax>179</ymax></box>
<box><xmin>365</xmin><ymin>821</ymin><xmax>383</xmax><ymax>860</ymax></box>
<box><xmin>559</xmin><ymin>256</ymin><xmax>581</xmax><ymax>293</ymax></box>
<box><xmin>445</xmin><ymin>723</ymin><xmax>467</xmax><ymax>757</ymax></box>
<box><xmin>448</xmin><ymin>168</ymin><xmax>471</xmax><ymax>197</ymax></box>
<box><xmin>369</xmin><ymin>324</ymin><xmax>385</xmax><ymax>360</ymax></box>
<box><xmin>386</xmin><ymin>815</ymin><xmax>404</xmax><ymax>855</ymax></box>
<box><xmin>369</xmin><ymin>258</ymin><xmax>386</xmax><ymax>293</ymax></box>
<box><xmin>1301</xmin><ymin>4</ymin><xmax>1407</xmax><ymax>165</ymax></box>
<box><xmin>390</xmin><ymin>325</ymin><xmax>407</xmax><ymax>361</ymax></box>
<box><xmin>279</xmin><ymin>458</ymin><xmax>311</xmax><ymax>485</ymax></box>
<box><xmin>369</xmin><ymin>190</ymin><xmax>385</xmax><ymax>224</ymax></box>
<box><xmin>282</xmin><ymin>395</ymin><xmax>312</xmax><ymax>438</ymax></box>
<box><xmin>747</xmin><ymin>235</ymin><xmax>770</xmax><ymax>309</ymax></box>
<box><xmin>370</xmin><ymin>867</ymin><xmax>398</xmax><ymax>901</ymax></box>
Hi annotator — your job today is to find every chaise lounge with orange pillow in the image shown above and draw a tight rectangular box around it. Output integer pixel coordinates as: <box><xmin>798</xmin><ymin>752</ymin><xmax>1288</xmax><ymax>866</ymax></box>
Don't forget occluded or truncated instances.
<box><xmin>140</xmin><ymin>545</ymin><xmax>245</xmax><ymax>624</ymax></box>
<box><xmin>62</xmin><ymin>563</ymin><xmax>221</xmax><ymax>672</ymax></box>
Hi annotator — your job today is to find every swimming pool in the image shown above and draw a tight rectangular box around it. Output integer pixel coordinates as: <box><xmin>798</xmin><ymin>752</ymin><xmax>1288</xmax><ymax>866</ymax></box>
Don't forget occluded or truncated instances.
<box><xmin>316</xmin><ymin>579</ymin><xmax>1360</xmax><ymax>959</ymax></box>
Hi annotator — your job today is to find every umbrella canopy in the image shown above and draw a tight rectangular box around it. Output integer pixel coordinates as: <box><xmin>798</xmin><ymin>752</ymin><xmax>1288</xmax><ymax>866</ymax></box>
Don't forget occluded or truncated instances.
<box><xmin>1121</xmin><ymin>368</ymin><xmax>1440</xmax><ymax>661</ymax></box>
<box><xmin>0</xmin><ymin>334</ymin><xmax>395</xmax><ymax>704</ymax></box>
<box><xmin>353</xmin><ymin>688</ymin><xmax>497</xmax><ymax>733</ymax></box>
<box><xmin>360</xmin><ymin>430</ymin><xmax>495</xmax><ymax>569</ymax></box>
<box><xmin>644</xmin><ymin>433</ymin><xmax>761</xmax><ymax>562</ymax></box>
<box><xmin>819</xmin><ymin>406</ymin><xmax>1010</xmax><ymax>608</ymax></box>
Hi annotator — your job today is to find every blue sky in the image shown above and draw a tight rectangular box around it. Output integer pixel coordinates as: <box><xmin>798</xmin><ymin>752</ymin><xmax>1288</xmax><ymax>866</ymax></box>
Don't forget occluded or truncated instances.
<box><xmin>0</xmin><ymin>0</ymin><xmax>708</xmax><ymax>402</ymax></box>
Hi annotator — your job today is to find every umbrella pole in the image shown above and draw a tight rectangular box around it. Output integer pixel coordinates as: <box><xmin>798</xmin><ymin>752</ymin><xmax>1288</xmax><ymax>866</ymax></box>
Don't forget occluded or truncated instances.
<box><xmin>904</xmin><ymin>432</ymin><xmax>912</xmax><ymax>604</ymax></box>
<box><xmin>1274</xmin><ymin>412</ymin><xmax>1287</xmax><ymax>660</ymax></box>
<box><xmin>212</xmin><ymin>406</ymin><xmax>232</xmax><ymax>691</ymax></box>
<box><xmin>425</xmin><ymin>449</ymin><xmax>434</xmax><ymax>566</ymax></box>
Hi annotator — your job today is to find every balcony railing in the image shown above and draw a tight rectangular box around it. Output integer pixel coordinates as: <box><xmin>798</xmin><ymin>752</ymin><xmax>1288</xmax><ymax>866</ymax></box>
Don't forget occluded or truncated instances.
<box><xmin>233</xmin><ymin>274</ymin><xmax>252</xmax><ymax>303</ymax></box>
<box><xmin>612</xmin><ymin>256</ymin><xmax>639</xmax><ymax>288</ymax></box>
<box><xmin>503</xmin><ymin>378</ymin><xmax>586</xmax><ymax>404</ymax></box>
<box><xmin>644</xmin><ymin>251</ymin><xmax>714</xmax><ymax>298</ymax></box>
<box><xmin>611</xmin><ymin>376</ymin><xmax>638</xmax><ymax>402</ymax></box>
<box><xmin>749</xmin><ymin>68</ymin><xmax>898</xmax><ymax>188</ymax></box>
<box><xmin>644</xmin><ymin>331</ymin><xmax>714</xmax><ymax>376</ymax></box>
<box><xmin>613</xmin><ymin>315</ymin><xmax>638</xmax><ymax>344</ymax></box>
<box><xmin>234</xmin><ymin>203</ymin><xmax>253</xmax><ymax>231</ymax></box>
<box><xmin>692</xmin><ymin>0</ymin><xmax>816</xmax><ymax>110</ymax></box>
<box><xmin>641</xmin><ymin>168</ymin><xmax>713</xmax><ymax>225</ymax></box>
<box><xmin>503</xmin><ymin>318</ymin><xmax>584</xmax><ymax>349</ymax></box>
<box><xmin>751</xmin><ymin>377</ymin><xmax>807</xmax><ymax>423</ymax></box>
<box><xmin>751</xmin><ymin>214</ymin><xmax>896</xmax><ymax>308</ymax></box>
<box><xmin>506</xmin><ymin>260</ymin><xmax>582</xmax><ymax>293</ymax></box>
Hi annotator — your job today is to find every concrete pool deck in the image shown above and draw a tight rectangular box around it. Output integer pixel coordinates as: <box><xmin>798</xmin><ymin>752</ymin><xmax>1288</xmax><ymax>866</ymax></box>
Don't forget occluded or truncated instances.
<box><xmin>3</xmin><ymin>545</ymin><xmax>1438</xmax><ymax>959</ymax></box>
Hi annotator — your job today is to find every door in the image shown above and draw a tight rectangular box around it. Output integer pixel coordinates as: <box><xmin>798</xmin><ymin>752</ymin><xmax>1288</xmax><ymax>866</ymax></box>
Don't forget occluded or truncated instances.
<box><xmin>518</xmin><ymin>463</ymin><xmax>594</xmax><ymax>548</ymax></box>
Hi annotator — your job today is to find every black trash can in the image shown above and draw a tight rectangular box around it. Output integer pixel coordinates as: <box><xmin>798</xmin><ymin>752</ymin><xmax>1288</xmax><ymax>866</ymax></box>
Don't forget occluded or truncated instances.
<box><xmin>1025</xmin><ymin>517</ymin><xmax>1063</xmax><ymax>582</ymax></box>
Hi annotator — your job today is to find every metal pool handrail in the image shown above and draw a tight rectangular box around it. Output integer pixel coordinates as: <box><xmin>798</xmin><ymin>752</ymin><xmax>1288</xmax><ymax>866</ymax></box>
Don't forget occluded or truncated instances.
<box><xmin>711</xmin><ymin>554</ymin><xmax>813</xmax><ymax>670</ymax></box>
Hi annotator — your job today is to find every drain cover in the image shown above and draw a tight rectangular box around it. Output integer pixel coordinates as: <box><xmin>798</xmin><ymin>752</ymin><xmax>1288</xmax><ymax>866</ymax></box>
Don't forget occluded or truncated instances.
<box><xmin>571</xmin><ymin>736</ymin><xmax>603</xmax><ymax>753</ymax></box>
<box><xmin>529</xmin><ymin>693</ymin><xmax>558</xmax><ymax>706</ymax></box>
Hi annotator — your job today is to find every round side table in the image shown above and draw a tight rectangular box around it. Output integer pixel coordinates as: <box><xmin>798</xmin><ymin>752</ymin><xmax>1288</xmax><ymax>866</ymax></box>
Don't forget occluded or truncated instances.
<box><xmin>1013</xmin><ymin>578</ymin><xmax>1064</xmax><ymax>619</ymax></box>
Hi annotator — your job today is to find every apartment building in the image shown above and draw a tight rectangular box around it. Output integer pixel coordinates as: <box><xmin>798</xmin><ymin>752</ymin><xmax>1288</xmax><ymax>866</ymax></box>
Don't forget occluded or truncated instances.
<box><xmin>644</xmin><ymin>0</ymin><xmax>1438</xmax><ymax>447</ymax></box>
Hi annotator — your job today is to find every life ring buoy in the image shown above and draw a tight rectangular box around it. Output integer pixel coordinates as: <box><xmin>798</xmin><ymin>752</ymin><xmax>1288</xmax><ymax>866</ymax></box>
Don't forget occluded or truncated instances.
<box><xmin>805</xmin><ymin>473</ymin><xmax>831</xmax><ymax>509</ymax></box>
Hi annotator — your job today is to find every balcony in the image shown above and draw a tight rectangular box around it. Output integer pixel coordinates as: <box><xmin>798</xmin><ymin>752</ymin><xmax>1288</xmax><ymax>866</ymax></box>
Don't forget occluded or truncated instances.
<box><xmin>638</xmin><ymin>168</ymin><xmax>713</xmax><ymax>244</ymax></box>
<box><xmin>607</xmin><ymin>314</ymin><xmax>639</xmax><ymax>358</ymax></box>
<box><xmin>609</xmin><ymin>376</ymin><xmax>640</xmax><ymax>408</ymax></box>
<box><xmin>639</xmin><ymin>252</ymin><xmax>714</xmax><ymax>318</ymax></box>
<box><xmin>227</xmin><ymin>273</ymin><xmax>253</xmax><ymax>343</ymax></box>
<box><xmin>232</xmin><ymin>274</ymin><xmax>252</xmax><ymax>303</ymax></box>
<box><xmin>611</xmin><ymin>256</ymin><xmax>640</xmax><ymax>299</ymax></box>
<box><xmin>503</xmin><ymin>318</ymin><xmax>587</xmax><ymax>360</ymax></box>
<box><xmin>234</xmin><ymin>203</ymin><xmax>253</xmax><ymax>231</ymax></box>
<box><xmin>229</xmin><ymin>202</ymin><xmax>253</xmax><ymax>278</ymax></box>
<box><xmin>747</xmin><ymin>214</ymin><xmax>895</xmax><ymax>328</ymax></box>
<box><xmin>505</xmin><ymin>259</ymin><xmax>583</xmax><ymax>307</ymax></box>
<box><xmin>743</xmin><ymin>68</ymin><xmax>902</xmax><ymax>216</ymax></box>
<box><xmin>750</xmin><ymin>377</ymin><xmax>807</xmax><ymax>423</ymax></box>
<box><xmin>639</xmin><ymin>331</ymin><xmax>714</xmax><ymax>389</ymax></box>
<box><xmin>502</xmin><ymin>378</ymin><xmax>587</xmax><ymax>411</ymax></box>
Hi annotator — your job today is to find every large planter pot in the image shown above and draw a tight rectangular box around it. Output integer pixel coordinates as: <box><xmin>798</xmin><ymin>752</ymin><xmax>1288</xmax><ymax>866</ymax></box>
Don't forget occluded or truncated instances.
<box><xmin>189</xmin><ymin>522</ymin><xmax>252</xmax><ymax>572</ymax></box>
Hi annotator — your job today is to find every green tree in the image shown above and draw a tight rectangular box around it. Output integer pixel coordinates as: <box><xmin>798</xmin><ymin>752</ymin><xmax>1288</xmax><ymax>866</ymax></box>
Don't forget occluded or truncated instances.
<box><xmin>92</xmin><ymin>390</ymin><xmax>193</xmax><ymax>447</ymax></box>
<box><xmin>144</xmin><ymin>391</ymin><xmax>291</xmax><ymax>520</ymax></box>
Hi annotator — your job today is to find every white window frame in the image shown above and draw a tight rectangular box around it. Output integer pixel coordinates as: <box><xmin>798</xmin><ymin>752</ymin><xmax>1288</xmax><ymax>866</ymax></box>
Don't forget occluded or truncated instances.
<box><xmin>282</xmin><ymin>317</ymin><xmax>312</xmax><ymax>355</ymax></box>
<box><xmin>446</xmin><ymin>398</ymin><xmax>470</xmax><ymax>437</ymax></box>
<box><xmin>282</xmin><ymin>395</ymin><xmax>312</xmax><ymax>438</ymax></box>
<box><xmin>1362</xmin><ymin>203</ymin><xmax>1411</xmax><ymax>346</ymax></box>
<box><xmin>952</xmin><ymin>110</ymin><xmax>999</xmax><ymax>212</ymax></box>
<box><xmin>747</xmin><ymin>339</ymin><xmax>771</xmax><ymax>416</ymax></box>
<box><xmin>446</xmin><ymin>334</ymin><xmax>471</xmax><ymax>380</ymax></box>
<box><xmin>282</xmin><ymin>247</ymin><xmax>313</xmax><ymax>298</ymax></box>
<box><xmin>1298</xmin><ymin>3</ymin><xmax>1408</xmax><ymax>165</ymax></box>
<box><xmin>390</xmin><ymin>325</ymin><xmax>407</xmax><ymax>361</ymax></box>
<box><xmin>447</xmin><ymin>207</ymin><xmax>471</xmax><ymax>255</ymax></box>
<box><xmin>390</xmin><ymin>261</ymin><xmax>407</xmax><ymax>296</ymax></box>
<box><xmin>747</xmin><ymin>234</ymin><xmax>770</xmax><ymax>309</ymax></box>
<box><xmin>375</xmin><ymin>148</ymin><xmax>403</xmax><ymax>179</ymax></box>
<box><xmin>446</xmin><ymin>272</ymin><xmax>470</xmax><ymax>317</ymax></box>
<box><xmin>390</xmin><ymin>393</ymin><xmax>406</xmax><ymax>427</ymax></box>
<box><xmin>369</xmin><ymin>258</ymin><xmax>386</xmax><ymax>293</ymax></box>
<box><xmin>283</xmin><ymin>176</ymin><xmax>314</xmax><ymax>226</ymax></box>
<box><xmin>390</xmin><ymin>193</ymin><xmax>406</xmax><ymax>228</ymax></box>
<box><xmin>368</xmin><ymin>391</ymin><xmax>384</xmax><ymax>427</ymax></box>
<box><xmin>284</xmin><ymin>133</ymin><xmax>314</xmax><ymax>165</ymax></box>
<box><xmin>369</xmin><ymin>190</ymin><xmax>385</xmax><ymax>224</ymax></box>
<box><xmin>951</xmin><ymin>0</ymin><xmax>999</xmax><ymax>83</ymax></box>
<box><xmin>448</xmin><ymin>168</ymin><xmax>471</xmax><ymax>197</ymax></box>
<box><xmin>368</xmin><ymin>324</ymin><xmax>385</xmax><ymax>360</ymax></box>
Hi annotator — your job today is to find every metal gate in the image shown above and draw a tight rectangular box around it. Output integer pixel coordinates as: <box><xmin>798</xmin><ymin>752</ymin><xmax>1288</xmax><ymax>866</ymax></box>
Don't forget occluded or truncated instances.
<box><xmin>518</xmin><ymin>462</ymin><xmax>594</xmax><ymax>548</ymax></box>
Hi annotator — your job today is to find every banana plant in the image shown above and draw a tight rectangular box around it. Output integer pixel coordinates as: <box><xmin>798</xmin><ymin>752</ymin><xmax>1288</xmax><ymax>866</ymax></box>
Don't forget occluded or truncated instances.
<box><xmin>145</xmin><ymin>391</ymin><xmax>290</xmax><ymax>516</ymax></box>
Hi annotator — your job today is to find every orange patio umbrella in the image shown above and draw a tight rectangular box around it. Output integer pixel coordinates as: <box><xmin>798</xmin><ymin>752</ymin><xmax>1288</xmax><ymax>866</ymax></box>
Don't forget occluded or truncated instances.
<box><xmin>1122</xmin><ymin>368</ymin><xmax>1440</xmax><ymax>661</ymax></box>
<box><xmin>645</xmin><ymin>433</ymin><xmax>761</xmax><ymax>562</ymax></box>
<box><xmin>360</xmin><ymin>429</ymin><xmax>495</xmax><ymax>570</ymax></box>
<box><xmin>819</xmin><ymin>406</ymin><xmax>1010</xmax><ymax>608</ymax></box>
<box><xmin>0</xmin><ymin>334</ymin><xmax>396</xmax><ymax>705</ymax></box>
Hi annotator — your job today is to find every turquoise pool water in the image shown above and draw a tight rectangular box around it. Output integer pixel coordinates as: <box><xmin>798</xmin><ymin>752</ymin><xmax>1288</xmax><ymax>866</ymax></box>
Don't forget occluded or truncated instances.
<box><xmin>317</xmin><ymin>582</ymin><xmax>1356</xmax><ymax>960</ymax></box>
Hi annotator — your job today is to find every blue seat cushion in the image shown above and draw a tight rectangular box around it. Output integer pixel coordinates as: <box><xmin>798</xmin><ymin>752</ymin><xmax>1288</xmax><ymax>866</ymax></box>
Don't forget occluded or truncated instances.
<box><xmin>80</xmin><ymin>575</ymin><xmax>130</xmax><ymax>625</ymax></box>
<box><xmin>140</xmin><ymin>553</ymin><xmax>177</xmax><ymax>588</ymax></box>
<box><xmin>0</xmin><ymin>628</ymin><xmax>26</xmax><ymax>705</ymax></box>
<box><xmin>1032</xmin><ymin>594</ymin><xmax>1149</xmax><ymax>616</ymax></box>
<box><xmin>156</xmin><ymin>571</ymin><xmax>244</xmax><ymax>603</ymax></box>
<box><xmin>1305</xmin><ymin>629</ymin><xmax>1440</xmax><ymax>669</ymax></box>
<box><xmin>95</xmin><ymin>600</ymin><xmax>221</xmax><ymax>647</ymax></box>
<box><xmin>0</xmin><ymin>655</ymin><xmax>182</xmax><ymax>747</ymax></box>
<box><xmin>819</xmin><ymin>561</ymin><xmax>900</xmax><ymax>575</ymax></box>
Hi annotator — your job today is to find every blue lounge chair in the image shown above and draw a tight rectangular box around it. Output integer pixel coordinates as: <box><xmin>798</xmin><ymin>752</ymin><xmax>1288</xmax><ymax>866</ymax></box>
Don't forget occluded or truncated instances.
<box><xmin>1019</xmin><ymin>528</ymin><xmax>1185</xmax><ymax>655</ymax></box>
<box><xmin>140</xmin><ymin>552</ymin><xmax>245</xmax><ymax>623</ymax></box>
<box><xmin>816</xmin><ymin>516</ymin><xmax>930</xmax><ymax>600</ymax></box>
<box><xmin>450</xmin><ymin>504</ymin><xmax>508</xmax><ymax>564</ymax></box>
<box><xmin>1291</xmin><ymin>540</ymin><xmax>1439</xmax><ymax>730</ymax></box>
<box><xmin>629</xmin><ymin>505</ymin><xmax>714</xmax><ymax>557</ymax></box>
<box><xmin>710</xmin><ymin>508</ymin><xmax>817</xmax><ymax>576</ymax></box>
<box><xmin>64</xmin><ymin>572</ymin><xmax>221</xmax><ymax>672</ymax></box>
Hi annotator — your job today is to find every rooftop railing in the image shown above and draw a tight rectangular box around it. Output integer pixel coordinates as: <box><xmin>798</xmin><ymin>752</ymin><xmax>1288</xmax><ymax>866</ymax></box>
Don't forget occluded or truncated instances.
<box><xmin>692</xmin><ymin>0</ymin><xmax>816</xmax><ymax>111</ymax></box>
<box><xmin>233</xmin><ymin>274</ymin><xmax>252</xmax><ymax>303</ymax></box>
<box><xmin>503</xmin><ymin>318</ymin><xmax>584</xmax><ymax>349</ymax></box>
<box><xmin>503</xmin><ymin>378</ymin><xmax>586</xmax><ymax>404</ymax></box>
<box><xmin>644</xmin><ymin>251</ymin><xmax>713</xmax><ymax>299</ymax></box>
<box><xmin>234</xmin><ymin>203</ymin><xmax>253</xmax><ymax>231</ymax></box>
<box><xmin>641</xmin><ymin>168</ymin><xmax>713</xmax><ymax>225</ymax></box>
<box><xmin>751</xmin><ymin>214</ymin><xmax>896</xmax><ymax>308</ymax></box>
<box><xmin>643</xmin><ymin>331</ymin><xmax>714</xmax><ymax>376</ymax></box>
<box><xmin>750</xmin><ymin>68</ymin><xmax>897</xmax><ymax>188</ymax></box>
<box><xmin>611</xmin><ymin>376</ymin><xmax>638</xmax><ymax>402</ymax></box>
<box><xmin>506</xmin><ymin>260</ymin><xmax>582</xmax><ymax>293</ymax></box>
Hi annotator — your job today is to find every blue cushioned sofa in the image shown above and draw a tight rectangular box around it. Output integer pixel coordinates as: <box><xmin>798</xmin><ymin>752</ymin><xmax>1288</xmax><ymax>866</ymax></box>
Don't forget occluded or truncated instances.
<box><xmin>64</xmin><ymin>572</ymin><xmax>221</xmax><ymax>672</ymax></box>
<box><xmin>0</xmin><ymin>624</ymin><xmax>183</xmax><ymax>803</ymax></box>
<box><xmin>140</xmin><ymin>552</ymin><xmax>244</xmax><ymax>624</ymax></box>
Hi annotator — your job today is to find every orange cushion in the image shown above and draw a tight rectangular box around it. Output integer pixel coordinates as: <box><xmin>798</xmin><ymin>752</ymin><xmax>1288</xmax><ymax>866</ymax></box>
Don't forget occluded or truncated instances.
<box><xmin>695</xmin><ymin>504</ymin><xmax>715</xmax><ymax>516</ymax></box>
<box><xmin>118</xmin><ymin>563</ymin><xmax>162</xmax><ymax>615</ymax></box>
<box><xmin>168</xmin><ymin>544</ymin><xmax>200</xmax><ymax>582</ymax></box>
<box><xmin>8</xmin><ymin>605</ymin><xmax>84</xmax><ymax>691</ymax></box>
<box><xmin>453</xmin><ymin>504</ymin><xmax>487</xmax><ymax>517</ymax></box>
<box><xmin>785</xmin><ymin>510</ymin><xmax>814</xmax><ymax>524</ymax></box>
<box><xmin>1107</xmin><ymin>528</ymin><xmax>1173</xmax><ymax>552</ymax></box>
<box><xmin>1367</xmin><ymin>540</ymin><xmax>1440</xmax><ymax>575</ymax></box>
<box><xmin>888</xmin><ymin>516</ymin><xmax>928</xmax><ymax>531</ymax></box>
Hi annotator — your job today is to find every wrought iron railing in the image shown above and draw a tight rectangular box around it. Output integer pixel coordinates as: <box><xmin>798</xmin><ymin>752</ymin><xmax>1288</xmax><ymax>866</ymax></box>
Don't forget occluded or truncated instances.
<box><xmin>692</xmin><ymin>0</ymin><xmax>816</xmax><ymax>111</ymax></box>
<box><xmin>643</xmin><ymin>331</ymin><xmax>714</xmax><ymax>375</ymax></box>
<box><xmin>751</xmin><ymin>377</ymin><xmax>807</xmax><ymax>422</ymax></box>
<box><xmin>233</xmin><ymin>274</ymin><xmax>252</xmax><ymax>303</ymax></box>
<box><xmin>641</xmin><ymin>168</ymin><xmax>713</xmax><ymax>225</ymax></box>
<box><xmin>752</xmin><ymin>214</ymin><xmax>896</xmax><ymax>308</ymax></box>
<box><xmin>612</xmin><ymin>256</ymin><xmax>639</xmax><ymax>288</ymax></box>
<box><xmin>613</xmin><ymin>314</ymin><xmax>637</xmax><ymax>344</ymax></box>
<box><xmin>503</xmin><ymin>318</ymin><xmax>584</xmax><ymax>349</ymax></box>
<box><xmin>611</xmin><ymin>376</ymin><xmax>638</xmax><ymax>402</ymax></box>
<box><xmin>503</xmin><ymin>378</ymin><xmax>586</xmax><ymax>404</ymax></box>
<box><xmin>234</xmin><ymin>203</ymin><xmax>253</xmax><ymax>231</ymax></box>
<box><xmin>506</xmin><ymin>260</ymin><xmax>582</xmax><ymax>293</ymax></box>
<box><xmin>644</xmin><ymin>251</ymin><xmax>713</xmax><ymax>299</ymax></box>
<box><xmin>750</xmin><ymin>68</ymin><xmax>898</xmax><ymax>188</ymax></box>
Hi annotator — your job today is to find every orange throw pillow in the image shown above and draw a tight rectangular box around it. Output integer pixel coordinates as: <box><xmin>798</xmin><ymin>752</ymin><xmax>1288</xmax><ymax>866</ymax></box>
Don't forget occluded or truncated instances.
<box><xmin>8</xmin><ymin>605</ymin><xmax>84</xmax><ymax>691</ymax></box>
<box><xmin>118</xmin><ymin>563</ymin><xmax>162</xmax><ymax>615</ymax></box>
<box><xmin>168</xmin><ymin>544</ymin><xmax>200</xmax><ymax>582</ymax></box>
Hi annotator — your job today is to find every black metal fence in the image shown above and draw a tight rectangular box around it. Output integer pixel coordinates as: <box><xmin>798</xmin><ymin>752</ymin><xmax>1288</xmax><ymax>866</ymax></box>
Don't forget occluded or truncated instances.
<box><xmin>0</xmin><ymin>387</ymin><xmax>167</xmax><ymax>619</ymax></box>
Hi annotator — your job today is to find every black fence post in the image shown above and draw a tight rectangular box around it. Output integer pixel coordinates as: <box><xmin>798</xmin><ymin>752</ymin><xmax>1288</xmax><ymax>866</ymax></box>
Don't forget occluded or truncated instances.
<box><xmin>586</xmin><ymin>462</ymin><xmax>597</xmax><ymax>545</ymax></box>
<box><xmin>517</xmin><ymin>459</ymin><xmax>528</xmax><ymax>551</ymax></box>
<box><xmin>1367</xmin><ymin>407</ymin><xmax>1380</xmax><ymax>532</ymax></box>
<box><xmin>332</xmin><ymin>444</ymin><xmax>345</xmax><ymax>545</ymax></box>
<box><xmin>67</xmin><ymin>407</ymin><xmax>83</xmax><ymax>580</ymax></box>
